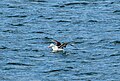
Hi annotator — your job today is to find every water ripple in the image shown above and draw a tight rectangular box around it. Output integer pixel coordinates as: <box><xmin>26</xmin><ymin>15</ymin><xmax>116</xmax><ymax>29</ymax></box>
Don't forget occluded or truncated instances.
<box><xmin>6</xmin><ymin>62</ymin><xmax>34</xmax><ymax>66</ymax></box>
<box><xmin>64</xmin><ymin>1</ymin><xmax>89</xmax><ymax>6</ymax></box>
<box><xmin>0</xmin><ymin>46</ymin><xmax>8</xmax><ymax>50</ymax></box>
<box><xmin>113</xmin><ymin>41</ymin><xmax>120</xmax><ymax>44</ymax></box>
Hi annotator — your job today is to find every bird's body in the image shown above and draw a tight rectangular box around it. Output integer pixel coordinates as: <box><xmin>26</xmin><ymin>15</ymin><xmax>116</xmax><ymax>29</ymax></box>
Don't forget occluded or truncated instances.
<box><xmin>48</xmin><ymin>40</ymin><xmax>68</xmax><ymax>52</ymax></box>
<box><xmin>48</xmin><ymin>43</ymin><xmax>63</xmax><ymax>52</ymax></box>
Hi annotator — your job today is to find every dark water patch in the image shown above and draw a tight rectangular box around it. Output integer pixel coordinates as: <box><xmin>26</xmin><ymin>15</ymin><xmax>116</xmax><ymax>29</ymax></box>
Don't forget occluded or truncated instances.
<box><xmin>6</xmin><ymin>62</ymin><xmax>34</xmax><ymax>66</ymax></box>
<box><xmin>10</xmin><ymin>23</ymin><xmax>24</xmax><ymax>26</ymax></box>
<box><xmin>28</xmin><ymin>0</ymin><xmax>47</xmax><ymax>2</ymax></box>
<box><xmin>81</xmin><ymin>50</ymin><xmax>90</xmax><ymax>53</ymax></box>
<box><xmin>31</xmin><ymin>41</ymin><xmax>46</xmax><ymax>44</ymax></box>
<box><xmin>97</xmin><ymin>39</ymin><xmax>110</xmax><ymax>44</ymax></box>
<box><xmin>73</xmin><ymin>41</ymin><xmax>84</xmax><ymax>44</ymax></box>
<box><xmin>81</xmin><ymin>60</ymin><xmax>91</xmax><ymax>64</ymax></box>
<box><xmin>11</xmin><ymin>48</ymin><xmax>20</xmax><ymax>51</ymax></box>
<box><xmin>2</xmin><ymin>29</ymin><xmax>22</xmax><ymax>34</ymax></box>
<box><xmin>110</xmin><ymin>2</ymin><xmax>114</xmax><ymax>4</ymax></box>
<box><xmin>44</xmin><ymin>37</ymin><xmax>53</xmax><ymax>40</ymax></box>
<box><xmin>44</xmin><ymin>69</ymin><xmax>69</xmax><ymax>73</ymax></box>
<box><xmin>113</xmin><ymin>10</ymin><xmax>120</xmax><ymax>15</ymax></box>
<box><xmin>111</xmin><ymin>64</ymin><xmax>119</xmax><ymax>67</ymax></box>
<box><xmin>6</xmin><ymin>15</ymin><xmax>27</xmax><ymax>18</ymax></box>
<box><xmin>64</xmin><ymin>1</ymin><xmax>89</xmax><ymax>6</ymax></box>
<box><xmin>43</xmin><ymin>41</ymin><xmax>53</xmax><ymax>44</ymax></box>
<box><xmin>0</xmin><ymin>12</ymin><xmax>3</xmax><ymax>14</ymax></box>
<box><xmin>75</xmin><ymin>37</ymin><xmax>84</xmax><ymax>39</ymax></box>
<box><xmin>72</xmin><ymin>48</ymin><xmax>81</xmax><ymax>50</ymax></box>
<box><xmin>57</xmin><ymin>29</ymin><xmax>70</xmax><ymax>32</ymax></box>
<box><xmin>87</xmin><ymin>42</ymin><xmax>98</xmax><ymax>45</ymax></box>
<box><xmin>65</xmin><ymin>60</ymin><xmax>76</xmax><ymax>63</ymax></box>
<box><xmin>88</xmin><ymin>20</ymin><xmax>98</xmax><ymax>22</ymax></box>
<box><xmin>38</xmin><ymin>15</ymin><xmax>44</xmax><ymax>17</ymax></box>
<box><xmin>44</xmin><ymin>69</ymin><xmax>62</xmax><ymax>73</ymax></box>
<box><xmin>74</xmin><ymin>72</ymin><xmax>96</xmax><ymax>77</ymax></box>
<box><xmin>22</xmin><ymin>48</ymin><xmax>32</xmax><ymax>52</ymax></box>
<box><xmin>32</xmin><ymin>31</ymin><xmax>44</xmax><ymax>33</ymax></box>
<box><xmin>3</xmin><ymin>30</ymin><xmax>14</xmax><ymax>33</ymax></box>
<box><xmin>45</xmin><ymin>17</ymin><xmax>53</xmax><ymax>20</ymax></box>
<box><xmin>25</xmin><ymin>38</ymin><xmax>41</xmax><ymax>40</ymax></box>
<box><xmin>66</xmin><ymin>66</ymin><xmax>74</xmax><ymax>69</ymax></box>
<box><xmin>7</xmin><ymin>5</ymin><xmax>24</xmax><ymax>9</ymax></box>
<box><xmin>0</xmin><ymin>76</ymin><xmax>11</xmax><ymax>81</ymax></box>
<box><xmin>81</xmin><ymin>72</ymin><xmax>98</xmax><ymax>75</ymax></box>
<box><xmin>113</xmin><ymin>10</ymin><xmax>120</xmax><ymax>13</ymax></box>
<box><xmin>75</xmin><ymin>72</ymin><xmax>98</xmax><ymax>76</ymax></box>
<box><xmin>52</xmin><ymin>5</ymin><xmax>65</xmax><ymax>8</ymax></box>
<box><xmin>0</xmin><ymin>46</ymin><xmax>8</xmax><ymax>50</ymax></box>
<box><xmin>2</xmin><ymin>67</ymin><xmax>15</xmax><ymax>70</ymax></box>
<box><xmin>110</xmin><ymin>54</ymin><xmax>120</xmax><ymax>57</ymax></box>
<box><xmin>8</xmin><ymin>5</ymin><xmax>18</xmax><ymax>8</ymax></box>
<box><xmin>87</xmin><ymin>57</ymin><xmax>96</xmax><ymax>60</ymax></box>
<box><xmin>86</xmin><ymin>55</ymin><xmax>109</xmax><ymax>61</ymax></box>
<box><xmin>112</xmin><ymin>41</ymin><xmax>120</xmax><ymax>44</ymax></box>
<box><xmin>28</xmin><ymin>55</ymin><xmax>45</xmax><ymax>58</ymax></box>
<box><xmin>57</xmin><ymin>20</ymin><xmax>71</xmax><ymax>23</ymax></box>
<box><xmin>106</xmin><ymin>29</ymin><xmax>120</xmax><ymax>32</ymax></box>
<box><xmin>32</xmin><ymin>49</ymin><xmax>39</xmax><ymax>52</ymax></box>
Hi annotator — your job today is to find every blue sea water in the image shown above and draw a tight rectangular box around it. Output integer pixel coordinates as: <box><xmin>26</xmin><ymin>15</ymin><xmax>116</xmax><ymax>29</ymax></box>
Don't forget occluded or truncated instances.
<box><xmin>0</xmin><ymin>0</ymin><xmax>120</xmax><ymax>81</ymax></box>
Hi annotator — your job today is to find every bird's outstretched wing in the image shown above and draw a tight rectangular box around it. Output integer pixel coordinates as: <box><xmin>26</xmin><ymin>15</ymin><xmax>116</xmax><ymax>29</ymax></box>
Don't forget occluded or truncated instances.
<box><xmin>52</xmin><ymin>40</ymin><xmax>61</xmax><ymax>46</ymax></box>
<box><xmin>58</xmin><ymin>42</ymin><xmax>68</xmax><ymax>48</ymax></box>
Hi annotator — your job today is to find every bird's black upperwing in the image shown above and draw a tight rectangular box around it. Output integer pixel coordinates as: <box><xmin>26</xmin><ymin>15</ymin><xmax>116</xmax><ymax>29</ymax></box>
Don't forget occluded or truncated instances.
<box><xmin>52</xmin><ymin>40</ymin><xmax>61</xmax><ymax>46</ymax></box>
<box><xmin>58</xmin><ymin>42</ymin><xmax>68</xmax><ymax>48</ymax></box>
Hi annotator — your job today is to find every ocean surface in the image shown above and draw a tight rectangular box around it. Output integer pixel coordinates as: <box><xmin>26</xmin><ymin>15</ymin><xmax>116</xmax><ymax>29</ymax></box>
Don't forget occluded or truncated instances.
<box><xmin>0</xmin><ymin>0</ymin><xmax>120</xmax><ymax>81</ymax></box>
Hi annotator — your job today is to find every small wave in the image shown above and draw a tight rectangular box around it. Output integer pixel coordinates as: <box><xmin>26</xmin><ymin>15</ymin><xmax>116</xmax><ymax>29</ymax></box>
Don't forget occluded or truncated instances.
<box><xmin>6</xmin><ymin>15</ymin><xmax>27</xmax><ymax>18</ymax></box>
<box><xmin>2</xmin><ymin>67</ymin><xmax>15</xmax><ymax>70</ymax></box>
<box><xmin>43</xmin><ymin>69</ymin><xmax>62</xmax><ymax>73</ymax></box>
<box><xmin>80</xmin><ymin>72</ymin><xmax>98</xmax><ymax>75</ymax></box>
<box><xmin>113</xmin><ymin>10</ymin><xmax>120</xmax><ymax>15</ymax></box>
<box><xmin>64</xmin><ymin>1</ymin><xmax>89</xmax><ymax>6</ymax></box>
<box><xmin>110</xmin><ymin>51</ymin><xmax>120</xmax><ymax>57</ymax></box>
<box><xmin>57</xmin><ymin>20</ymin><xmax>71</xmax><ymax>23</ymax></box>
<box><xmin>6</xmin><ymin>62</ymin><xmax>34</xmax><ymax>66</ymax></box>
<box><xmin>10</xmin><ymin>23</ymin><xmax>24</xmax><ymax>26</ymax></box>
<box><xmin>11</xmin><ymin>49</ymin><xmax>20</xmax><ymax>51</ymax></box>
<box><xmin>25</xmin><ymin>37</ymin><xmax>42</xmax><ymax>41</ymax></box>
<box><xmin>32</xmin><ymin>49</ymin><xmax>39</xmax><ymax>52</ymax></box>
<box><xmin>88</xmin><ymin>20</ymin><xmax>98</xmax><ymax>22</ymax></box>
<box><xmin>45</xmin><ymin>17</ymin><xmax>53</xmax><ymax>20</ymax></box>
<box><xmin>44</xmin><ymin>37</ymin><xmax>52</xmax><ymax>39</ymax></box>
<box><xmin>28</xmin><ymin>0</ymin><xmax>47</xmax><ymax>2</ymax></box>
<box><xmin>43</xmin><ymin>69</ymin><xmax>69</xmax><ymax>73</ymax></box>
<box><xmin>3</xmin><ymin>30</ymin><xmax>14</xmax><ymax>33</ymax></box>
<box><xmin>0</xmin><ymin>46</ymin><xmax>8</xmax><ymax>50</ymax></box>
<box><xmin>113</xmin><ymin>10</ymin><xmax>120</xmax><ymax>13</ymax></box>
<box><xmin>110</xmin><ymin>54</ymin><xmax>120</xmax><ymax>57</ymax></box>
<box><xmin>73</xmin><ymin>41</ymin><xmax>84</xmax><ymax>44</ymax></box>
<box><xmin>52</xmin><ymin>5</ymin><xmax>65</xmax><ymax>8</ymax></box>
<box><xmin>31</xmin><ymin>31</ymin><xmax>44</xmax><ymax>33</ymax></box>
<box><xmin>28</xmin><ymin>55</ymin><xmax>45</xmax><ymax>58</ymax></box>
<box><xmin>52</xmin><ymin>1</ymin><xmax>89</xmax><ymax>8</ymax></box>
<box><xmin>66</xmin><ymin>66</ymin><xmax>74</xmax><ymax>69</ymax></box>
<box><xmin>112</xmin><ymin>41</ymin><xmax>120</xmax><ymax>44</ymax></box>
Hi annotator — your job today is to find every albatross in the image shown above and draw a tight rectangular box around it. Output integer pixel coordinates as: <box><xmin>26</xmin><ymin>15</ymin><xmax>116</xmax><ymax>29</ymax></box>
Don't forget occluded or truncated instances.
<box><xmin>48</xmin><ymin>40</ymin><xmax>68</xmax><ymax>52</ymax></box>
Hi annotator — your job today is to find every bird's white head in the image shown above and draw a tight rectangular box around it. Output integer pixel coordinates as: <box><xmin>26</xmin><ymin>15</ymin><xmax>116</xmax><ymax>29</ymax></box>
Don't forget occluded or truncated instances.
<box><xmin>48</xmin><ymin>43</ymin><xmax>55</xmax><ymax>48</ymax></box>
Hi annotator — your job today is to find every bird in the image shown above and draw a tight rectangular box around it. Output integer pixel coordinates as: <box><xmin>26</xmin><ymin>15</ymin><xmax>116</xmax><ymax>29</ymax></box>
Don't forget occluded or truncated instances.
<box><xmin>48</xmin><ymin>40</ymin><xmax>68</xmax><ymax>52</ymax></box>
